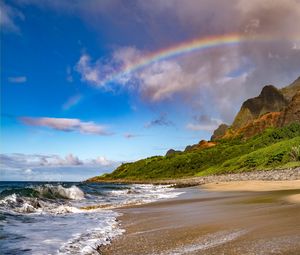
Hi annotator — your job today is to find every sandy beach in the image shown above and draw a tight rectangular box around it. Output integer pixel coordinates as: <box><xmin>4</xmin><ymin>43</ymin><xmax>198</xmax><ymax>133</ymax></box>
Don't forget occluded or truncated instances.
<box><xmin>202</xmin><ymin>180</ymin><xmax>300</xmax><ymax>204</ymax></box>
<box><xmin>202</xmin><ymin>180</ymin><xmax>300</xmax><ymax>192</ymax></box>
<box><xmin>102</xmin><ymin>180</ymin><xmax>300</xmax><ymax>255</ymax></box>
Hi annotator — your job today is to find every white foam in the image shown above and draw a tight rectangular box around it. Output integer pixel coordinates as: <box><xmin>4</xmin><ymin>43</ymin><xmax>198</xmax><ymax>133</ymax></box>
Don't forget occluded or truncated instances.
<box><xmin>0</xmin><ymin>193</ymin><xmax>18</xmax><ymax>204</ymax></box>
<box><xmin>0</xmin><ymin>183</ymin><xmax>185</xmax><ymax>255</ymax></box>
<box><xmin>0</xmin><ymin>194</ymin><xmax>84</xmax><ymax>215</ymax></box>
<box><xmin>58</xmin><ymin>212</ymin><xmax>125</xmax><ymax>255</ymax></box>
<box><xmin>109</xmin><ymin>189</ymin><xmax>130</xmax><ymax>196</ymax></box>
<box><xmin>162</xmin><ymin>229</ymin><xmax>247</xmax><ymax>255</ymax></box>
<box><xmin>129</xmin><ymin>184</ymin><xmax>183</xmax><ymax>203</ymax></box>
<box><xmin>15</xmin><ymin>202</ymin><xmax>37</xmax><ymax>213</ymax></box>
<box><xmin>36</xmin><ymin>185</ymin><xmax>85</xmax><ymax>200</ymax></box>
<box><xmin>0</xmin><ymin>194</ymin><xmax>40</xmax><ymax>214</ymax></box>
<box><xmin>57</xmin><ymin>185</ymin><xmax>85</xmax><ymax>200</ymax></box>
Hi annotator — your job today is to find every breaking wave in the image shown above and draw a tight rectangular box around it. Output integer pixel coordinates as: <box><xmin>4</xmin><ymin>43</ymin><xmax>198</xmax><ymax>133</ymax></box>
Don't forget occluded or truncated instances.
<box><xmin>0</xmin><ymin>185</ymin><xmax>85</xmax><ymax>214</ymax></box>
<box><xmin>0</xmin><ymin>182</ymin><xmax>183</xmax><ymax>254</ymax></box>
<box><xmin>0</xmin><ymin>184</ymin><xmax>84</xmax><ymax>200</ymax></box>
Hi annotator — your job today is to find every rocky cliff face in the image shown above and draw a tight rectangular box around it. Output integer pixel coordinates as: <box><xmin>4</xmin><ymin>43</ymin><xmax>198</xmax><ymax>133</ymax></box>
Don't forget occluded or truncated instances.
<box><xmin>165</xmin><ymin>149</ymin><xmax>181</xmax><ymax>156</ymax></box>
<box><xmin>223</xmin><ymin>112</ymin><xmax>282</xmax><ymax>140</ymax></box>
<box><xmin>211</xmin><ymin>124</ymin><xmax>229</xmax><ymax>141</ymax></box>
<box><xmin>281</xmin><ymin>76</ymin><xmax>300</xmax><ymax>101</ymax></box>
<box><xmin>279</xmin><ymin>91</ymin><xmax>300</xmax><ymax>127</ymax></box>
<box><xmin>231</xmin><ymin>85</ymin><xmax>288</xmax><ymax>129</ymax></box>
<box><xmin>214</xmin><ymin>76</ymin><xmax>300</xmax><ymax>140</ymax></box>
<box><xmin>184</xmin><ymin>140</ymin><xmax>217</xmax><ymax>152</ymax></box>
<box><xmin>164</xmin><ymin>77</ymin><xmax>300</xmax><ymax>156</ymax></box>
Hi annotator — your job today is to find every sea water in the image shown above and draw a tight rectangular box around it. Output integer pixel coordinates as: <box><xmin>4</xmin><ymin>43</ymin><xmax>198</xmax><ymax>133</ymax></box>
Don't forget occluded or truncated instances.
<box><xmin>0</xmin><ymin>181</ymin><xmax>182</xmax><ymax>255</ymax></box>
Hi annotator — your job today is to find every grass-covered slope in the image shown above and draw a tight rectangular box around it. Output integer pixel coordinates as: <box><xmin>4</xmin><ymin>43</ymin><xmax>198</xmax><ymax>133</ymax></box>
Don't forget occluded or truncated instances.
<box><xmin>96</xmin><ymin>123</ymin><xmax>300</xmax><ymax>181</ymax></box>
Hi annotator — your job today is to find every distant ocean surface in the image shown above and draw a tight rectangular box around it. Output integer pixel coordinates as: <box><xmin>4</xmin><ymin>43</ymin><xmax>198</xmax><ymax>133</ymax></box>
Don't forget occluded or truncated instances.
<box><xmin>0</xmin><ymin>181</ymin><xmax>182</xmax><ymax>255</ymax></box>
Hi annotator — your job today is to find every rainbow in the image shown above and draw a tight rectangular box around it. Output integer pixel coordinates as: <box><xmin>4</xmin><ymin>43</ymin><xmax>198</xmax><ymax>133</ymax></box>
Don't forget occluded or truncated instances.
<box><xmin>102</xmin><ymin>33</ymin><xmax>264</xmax><ymax>84</ymax></box>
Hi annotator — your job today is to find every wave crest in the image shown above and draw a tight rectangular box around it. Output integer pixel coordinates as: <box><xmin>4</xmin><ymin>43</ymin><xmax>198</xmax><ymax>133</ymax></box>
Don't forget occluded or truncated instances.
<box><xmin>35</xmin><ymin>185</ymin><xmax>85</xmax><ymax>200</ymax></box>
<box><xmin>0</xmin><ymin>185</ymin><xmax>85</xmax><ymax>214</ymax></box>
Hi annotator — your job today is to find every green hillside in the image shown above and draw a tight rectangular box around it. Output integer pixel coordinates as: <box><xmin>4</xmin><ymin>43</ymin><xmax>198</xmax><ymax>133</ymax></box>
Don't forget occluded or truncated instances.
<box><xmin>93</xmin><ymin>123</ymin><xmax>300</xmax><ymax>181</ymax></box>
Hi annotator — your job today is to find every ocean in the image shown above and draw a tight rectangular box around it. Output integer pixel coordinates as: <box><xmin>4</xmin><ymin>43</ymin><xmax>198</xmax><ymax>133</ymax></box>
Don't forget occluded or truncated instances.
<box><xmin>0</xmin><ymin>181</ymin><xmax>182</xmax><ymax>255</ymax></box>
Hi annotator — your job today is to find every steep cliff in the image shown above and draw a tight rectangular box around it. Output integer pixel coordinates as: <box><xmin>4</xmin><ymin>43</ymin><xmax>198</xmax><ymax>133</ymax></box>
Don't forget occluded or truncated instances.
<box><xmin>279</xmin><ymin>91</ymin><xmax>300</xmax><ymax>127</ymax></box>
<box><xmin>231</xmin><ymin>85</ymin><xmax>288</xmax><ymax>130</ymax></box>
<box><xmin>211</xmin><ymin>124</ymin><xmax>229</xmax><ymax>141</ymax></box>
<box><xmin>219</xmin><ymin>77</ymin><xmax>300</xmax><ymax>140</ymax></box>
<box><xmin>281</xmin><ymin>76</ymin><xmax>300</xmax><ymax>101</ymax></box>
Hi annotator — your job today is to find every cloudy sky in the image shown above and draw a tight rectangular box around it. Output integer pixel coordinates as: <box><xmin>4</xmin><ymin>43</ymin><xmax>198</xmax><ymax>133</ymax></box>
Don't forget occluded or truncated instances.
<box><xmin>1</xmin><ymin>0</ymin><xmax>300</xmax><ymax>181</ymax></box>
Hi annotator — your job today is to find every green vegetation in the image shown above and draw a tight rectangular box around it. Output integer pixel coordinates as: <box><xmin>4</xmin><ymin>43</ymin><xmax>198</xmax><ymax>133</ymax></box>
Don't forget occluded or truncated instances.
<box><xmin>290</xmin><ymin>145</ymin><xmax>300</xmax><ymax>161</ymax></box>
<box><xmin>99</xmin><ymin>123</ymin><xmax>300</xmax><ymax>181</ymax></box>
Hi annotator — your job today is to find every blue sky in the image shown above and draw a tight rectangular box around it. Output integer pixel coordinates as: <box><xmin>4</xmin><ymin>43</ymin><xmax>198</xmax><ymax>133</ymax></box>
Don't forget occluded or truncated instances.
<box><xmin>1</xmin><ymin>0</ymin><xmax>300</xmax><ymax>181</ymax></box>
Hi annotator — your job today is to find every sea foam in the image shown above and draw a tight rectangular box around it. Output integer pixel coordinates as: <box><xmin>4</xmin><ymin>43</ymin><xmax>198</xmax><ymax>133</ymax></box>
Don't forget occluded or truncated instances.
<box><xmin>0</xmin><ymin>182</ymin><xmax>183</xmax><ymax>255</ymax></box>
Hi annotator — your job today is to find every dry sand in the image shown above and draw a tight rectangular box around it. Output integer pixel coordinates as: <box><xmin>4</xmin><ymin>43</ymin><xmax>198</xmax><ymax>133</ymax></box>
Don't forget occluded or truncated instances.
<box><xmin>102</xmin><ymin>184</ymin><xmax>300</xmax><ymax>255</ymax></box>
<box><xmin>202</xmin><ymin>180</ymin><xmax>300</xmax><ymax>205</ymax></box>
<box><xmin>201</xmin><ymin>180</ymin><xmax>300</xmax><ymax>192</ymax></box>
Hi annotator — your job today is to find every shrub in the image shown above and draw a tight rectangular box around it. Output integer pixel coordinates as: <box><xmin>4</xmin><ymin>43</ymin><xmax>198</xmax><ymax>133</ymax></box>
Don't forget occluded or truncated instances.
<box><xmin>104</xmin><ymin>123</ymin><xmax>300</xmax><ymax>180</ymax></box>
<box><xmin>267</xmin><ymin>152</ymin><xmax>285</xmax><ymax>165</ymax></box>
<box><xmin>290</xmin><ymin>145</ymin><xmax>300</xmax><ymax>161</ymax></box>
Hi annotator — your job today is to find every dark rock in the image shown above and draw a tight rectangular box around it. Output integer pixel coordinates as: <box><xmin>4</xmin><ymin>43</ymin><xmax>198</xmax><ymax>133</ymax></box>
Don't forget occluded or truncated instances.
<box><xmin>184</xmin><ymin>140</ymin><xmax>217</xmax><ymax>152</ymax></box>
<box><xmin>165</xmin><ymin>149</ymin><xmax>181</xmax><ymax>156</ymax></box>
<box><xmin>279</xmin><ymin>91</ymin><xmax>300</xmax><ymax>126</ymax></box>
<box><xmin>232</xmin><ymin>85</ymin><xmax>288</xmax><ymax>129</ymax></box>
<box><xmin>184</xmin><ymin>145</ymin><xmax>193</xmax><ymax>152</ymax></box>
<box><xmin>281</xmin><ymin>76</ymin><xmax>300</xmax><ymax>101</ymax></box>
<box><xmin>211</xmin><ymin>124</ymin><xmax>229</xmax><ymax>141</ymax></box>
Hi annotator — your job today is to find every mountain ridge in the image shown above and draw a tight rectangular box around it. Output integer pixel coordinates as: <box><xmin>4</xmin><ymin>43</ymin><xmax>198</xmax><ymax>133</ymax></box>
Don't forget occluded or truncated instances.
<box><xmin>88</xmin><ymin>76</ymin><xmax>300</xmax><ymax>182</ymax></box>
<box><xmin>213</xmin><ymin>76</ymin><xmax>300</xmax><ymax>140</ymax></box>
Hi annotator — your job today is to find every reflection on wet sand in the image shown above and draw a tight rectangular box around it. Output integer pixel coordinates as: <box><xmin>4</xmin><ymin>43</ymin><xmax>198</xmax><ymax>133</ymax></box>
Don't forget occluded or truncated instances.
<box><xmin>102</xmin><ymin>186</ymin><xmax>300</xmax><ymax>255</ymax></box>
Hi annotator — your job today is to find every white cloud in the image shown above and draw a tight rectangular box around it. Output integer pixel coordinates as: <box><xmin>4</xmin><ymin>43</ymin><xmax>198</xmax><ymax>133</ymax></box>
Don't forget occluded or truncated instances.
<box><xmin>12</xmin><ymin>0</ymin><xmax>300</xmax><ymax>123</ymax></box>
<box><xmin>8</xmin><ymin>76</ymin><xmax>27</xmax><ymax>83</ymax></box>
<box><xmin>0</xmin><ymin>1</ymin><xmax>24</xmax><ymax>33</ymax></box>
<box><xmin>64</xmin><ymin>154</ymin><xmax>82</xmax><ymax>165</ymax></box>
<box><xmin>138</xmin><ymin>60</ymin><xmax>196</xmax><ymax>101</ymax></box>
<box><xmin>91</xmin><ymin>156</ymin><xmax>113</xmax><ymax>166</ymax></box>
<box><xmin>24</xmin><ymin>168</ymin><xmax>33</xmax><ymax>174</ymax></box>
<box><xmin>0</xmin><ymin>153</ymin><xmax>120</xmax><ymax>181</ymax></box>
<box><xmin>292</xmin><ymin>42</ymin><xmax>300</xmax><ymax>50</ymax></box>
<box><xmin>76</xmin><ymin>46</ymin><xmax>242</xmax><ymax>101</ymax></box>
<box><xmin>76</xmin><ymin>54</ymin><xmax>102</xmax><ymax>85</ymax></box>
<box><xmin>75</xmin><ymin>54</ymin><xmax>117</xmax><ymax>88</ymax></box>
<box><xmin>20</xmin><ymin>117</ymin><xmax>112</xmax><ymax>135</ymax></box>
<box><xmin>76</xmin><ymin>46</ymin><xmax>248</xmax><ymax>122</ymax></box>
<box><xmin>0</xmin><ymin>153</ymin><xmax>117</xmax><ymax>169</ymax></box>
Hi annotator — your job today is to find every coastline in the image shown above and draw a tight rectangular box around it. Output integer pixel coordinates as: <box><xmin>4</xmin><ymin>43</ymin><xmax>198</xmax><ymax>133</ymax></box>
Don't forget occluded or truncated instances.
<box><xmin>101</xmin><ymin>180</ymin><xmax>300</xmax><ymax>255</ymax></box>
<box><xmin>86</xmin><ymin>167</ymin><xmax>300</xmax><ymax>186</ymax></box>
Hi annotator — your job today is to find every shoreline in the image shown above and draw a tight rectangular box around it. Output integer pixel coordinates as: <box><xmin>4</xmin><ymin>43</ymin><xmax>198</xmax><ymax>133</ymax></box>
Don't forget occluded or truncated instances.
<box><xmin>94</xmin><ymin>168</ymin><xmax>300</xmax><ymax>253</ymax></box>
<box><xmin>86</xmin><ymin>167</ymin><xmax>300</xmax><ymax>186</ymax></box>
<box><xmin>101</xmin><ymin>183</ymin><xmax>300</xmax><ymax>254</ymax></box>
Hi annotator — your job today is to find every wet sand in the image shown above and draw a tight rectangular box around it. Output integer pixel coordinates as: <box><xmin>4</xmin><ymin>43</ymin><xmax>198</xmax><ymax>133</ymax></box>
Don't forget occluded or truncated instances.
<box><xmin>102</xmin><ymin>185</ymin><xmax>300</xmax><ymax>255</ymax></box>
